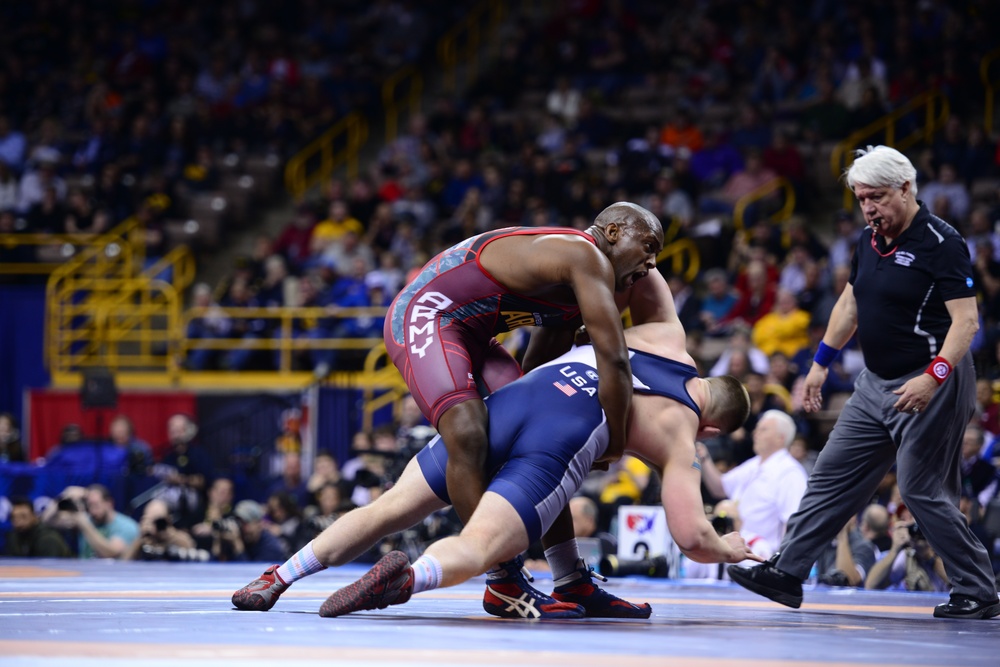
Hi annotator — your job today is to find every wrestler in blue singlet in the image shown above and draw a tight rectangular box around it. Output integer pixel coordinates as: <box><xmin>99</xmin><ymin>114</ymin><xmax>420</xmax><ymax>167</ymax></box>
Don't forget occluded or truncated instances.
<box><xmin>416</xmin><ymin>344</ymin><xmax>700</xmax><ymax>542</ymax></box>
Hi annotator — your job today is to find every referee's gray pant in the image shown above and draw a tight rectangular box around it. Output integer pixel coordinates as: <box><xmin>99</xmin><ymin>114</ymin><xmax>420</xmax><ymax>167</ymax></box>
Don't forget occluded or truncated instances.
<box><xmin>776</xmin><ymin>353</ymin><xmax>997</xmax><ymax>602</ymax></box>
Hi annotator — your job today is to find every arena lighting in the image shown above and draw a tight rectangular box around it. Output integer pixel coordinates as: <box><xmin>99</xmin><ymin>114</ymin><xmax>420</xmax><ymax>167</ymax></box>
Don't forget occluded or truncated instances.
<box><xmin>211</xmin><ymin>197</ymin><xmax>226</xmax><ymax>211</ymax></box>
<box><xmin>183</xmin><ymin>220</ymin><xmax>199</xmax><ymax>234</ymax></box>
<box><xmin>238</xmin><ymin>175</ymin><xmax>254</xmax><ymax>188</ymax></box>
<box><xmin>104</xmin><ymin>243</ymin><xmax>121</xmax><ymax>258</ymax></box>
<box><xmin>60</xmin><ymin>243</ymin><xmax>74</xmax><ymax>257</ymax></box>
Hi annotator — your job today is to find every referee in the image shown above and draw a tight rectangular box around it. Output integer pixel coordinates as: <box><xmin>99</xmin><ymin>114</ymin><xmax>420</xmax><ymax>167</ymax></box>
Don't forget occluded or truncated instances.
<box><xmin>729</xmin><ymin>146</ymin><xmax>1000</xmax><ymax>619</ymax></box>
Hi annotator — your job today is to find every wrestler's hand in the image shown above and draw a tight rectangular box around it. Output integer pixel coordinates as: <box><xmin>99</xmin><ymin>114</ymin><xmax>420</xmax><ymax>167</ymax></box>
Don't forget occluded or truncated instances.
<box><xmin>891</xmin><ymin>373</ymin><xmax>937</xmax><ymax>414</ymax></box>
<box><xmin>802</xmin><ymin>362</ymin><xmax>829</xmax><ymax>413</ymax></box>
<box><xmin>721</xmin><ymin>532</ymin><xmax>765</xmax><ymax>564</ymax></box>
<box><xmin>597</xmin><ymin>432</ymin><xmax>626</xmax><ymax>465</ymax></box>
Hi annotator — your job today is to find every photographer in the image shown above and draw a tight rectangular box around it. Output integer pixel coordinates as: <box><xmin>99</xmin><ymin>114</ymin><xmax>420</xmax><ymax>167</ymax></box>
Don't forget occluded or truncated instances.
<box><xmin>45</xmin><ymin>484</ymin><xmax>139</xmax><ymax>559</ymax></box>
<box><xmin>211</xmin><ymin>500</ymin><xmax>287</xmax><ymax>563</ymax></box>
<box><xmin>125</xmin><ymin>499</ymin><xmax>201</xmax><ymax>561</ymax></box>
<box><xmin>865</xmin><ymin>520</ymin><xmax>948</xmax><ymax>592</ymax></box>
<box><xmin>3</xmin><ymin>496</ymin><xmax>71</xmax><ymax>558</ymax></box>
<box><xmin>190</xmin><ymin>477</ymin><xmax>235</xmax><ymax>551</ymax></box>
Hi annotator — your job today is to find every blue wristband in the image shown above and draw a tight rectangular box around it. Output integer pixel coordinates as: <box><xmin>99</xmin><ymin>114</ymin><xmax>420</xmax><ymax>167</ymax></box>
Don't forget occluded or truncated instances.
<box><xmin>813</xmin><ymin>341</ymin><xmax>841</xmax><ymax>368</ymax></box>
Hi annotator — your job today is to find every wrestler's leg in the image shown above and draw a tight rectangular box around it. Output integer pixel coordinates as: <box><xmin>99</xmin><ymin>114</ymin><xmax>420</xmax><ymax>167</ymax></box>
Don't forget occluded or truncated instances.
<box><xmin>232</xmin><ymin>458</ymin><xmax>446</xmax><ymax>611</ymax></box>
<box><xmin>312</xmin><ymin>457</ymin><xmax>447</xmax><ymax>566</ymax></box>
<box><xmin>436</xmin><ymin>398</ymin><xmax>489</xmax><ymax>525</ymax></box>
<box><xmin>424</xmin><ymin>492</ymin><xmax>530</xmax><ymax>586</ymax></box>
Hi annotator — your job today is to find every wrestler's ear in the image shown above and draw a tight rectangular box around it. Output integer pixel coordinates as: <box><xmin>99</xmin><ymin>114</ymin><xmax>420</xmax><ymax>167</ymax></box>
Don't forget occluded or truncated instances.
<box><xmin>696</xmin><ymin>426</ymin><xmax>721</xmax><ymax>440</ymax></box>
<box><xmin>604</xmin><ymin>221</ymin><xmax>621</xmax><ymax>244</ymax></box>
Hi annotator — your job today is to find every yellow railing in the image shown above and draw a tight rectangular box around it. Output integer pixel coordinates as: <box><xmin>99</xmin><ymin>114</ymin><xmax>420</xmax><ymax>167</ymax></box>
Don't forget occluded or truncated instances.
<box><xmin>657</xmin><ymin>238</ymin><xmax>700</xmax><ymax>283</ymax></box>
<box><xmin>382</xmin><ymin>65</ymin><xmax>424</xmax><ymax>145</ymax></box>
<box><xmin>359</xmin><ymin>343</ymin><xmax>408</xmax><ymax>432</ymax></box>
<box><xmin>178</xmin><ymin>306</ymin><xmax>389</xmax><ymax>375</ymax></box>
<box><xmin>284</xmin><ymin>113</ymin><xmax>369</xmax><ymax>199</ymax></box>
<box><xmin>437</xmin><ymin>0</ymin><xmax>506</xmax><ymax>93</ymax></box>
<box><xmin>45</xmin><ymin>219</ymin><xmax>142</xmax><ymax>368</ymax></box>
<box><xmin>981</xmin><ymin>47</ymin><xmax>1000</xmax><ymax>135</ymax></box>
<box><xmin>0</xmin><ymin>232</ymin><xmax>131</xmax><ymax>275</ymax></box>
<box><xmin>830</xmin><ymin>90</ymin><xmax>950</xmax><ymax>209</ymax></box>
<box><xmin>49</xmin><ymin>277</ymin><xmax>181</xmax><ymax>374</ymax></box>
<box><xmin>43</xmin><ymin>218</ymin><xmax>198</xmax><ymax>377</ymax></box>
<box><xmin>284</xmin><ymin>0</ymin><xmax>512</xmax><ymax>199</ymax></box>
<box><xmin>142</xmin><ymin>244</ymin><xmax>196</xmax><ymax>294</ymax></box>
<box><xmin>732</xmin><ymin>176</ymin><xmax>797</xmax><ymax>244</ymax></box>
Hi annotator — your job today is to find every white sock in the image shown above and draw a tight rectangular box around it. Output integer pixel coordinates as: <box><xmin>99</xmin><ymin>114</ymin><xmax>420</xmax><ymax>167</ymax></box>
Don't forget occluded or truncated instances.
<box><xmin>410</xmin><ymin>554</ymin><xmax>443</xmax><ymax>594</ymax></box>
<box><xmin>276</xmin><ymin>541</ymin><xmax>327</xmax><ymax>585</ymax></box>
<box><xmin>544</xmin><ymin>540</ymin><xmax>583</xmax><ymax>582</ymax></box>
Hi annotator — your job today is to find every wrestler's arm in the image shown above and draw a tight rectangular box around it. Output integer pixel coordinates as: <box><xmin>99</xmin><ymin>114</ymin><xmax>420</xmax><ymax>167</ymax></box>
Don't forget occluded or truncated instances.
<box><xmin>623</xmin><ymin>269</ymin><xmax>679</xmax><ymax>327</ymax></box>
<box><xmin>643</xmin><ymin>417</ymin><xmax>759</xmax><ymax>564</ymax></box>
<box><xmin>516</xmin><ymin>235</ymin><xmax>631</xmax><ymax>463</ymax></box>
<box><xmin>562</xmin><ymin>245</ymin><xmax>632</xmax><ymax>464</ymax></box>
<box><xmin>521</xmin><ymin>327</ymin><xmax>576</xmax><ymax>373</ymax></box>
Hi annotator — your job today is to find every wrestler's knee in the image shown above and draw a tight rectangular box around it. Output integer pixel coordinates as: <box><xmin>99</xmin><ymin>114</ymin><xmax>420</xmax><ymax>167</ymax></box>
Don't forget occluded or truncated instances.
<box><xmin>437</xmin><ymin>400</ymin><xmax>489</xmax><ymax>466</ymax></box>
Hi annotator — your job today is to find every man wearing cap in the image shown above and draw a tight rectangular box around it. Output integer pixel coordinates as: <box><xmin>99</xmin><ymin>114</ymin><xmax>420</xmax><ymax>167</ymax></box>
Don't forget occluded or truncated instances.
<box><xmin>213</xmin><ymin>500</ymin><xmax>288</xmax><ymax>563</ymax></box>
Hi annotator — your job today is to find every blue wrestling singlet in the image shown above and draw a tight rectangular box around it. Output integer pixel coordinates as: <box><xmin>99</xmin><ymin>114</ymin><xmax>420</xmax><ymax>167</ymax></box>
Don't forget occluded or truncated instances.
<box><xmin>415</xmin><ymin>345</ymin><xmax>701</xmax><ymax>542</ymax></box>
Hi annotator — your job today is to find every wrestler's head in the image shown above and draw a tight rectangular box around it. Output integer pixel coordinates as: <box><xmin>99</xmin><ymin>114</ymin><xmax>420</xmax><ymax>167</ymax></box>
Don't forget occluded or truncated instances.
<box><xmin>700</xmin><ymin>375</ymin><xmax>751</xmax><ymax>436</ymax></box>
<box><xmin>591</xmin><ymin>202</ymin><xmax>664</xmax><ymax>292</ymax></box>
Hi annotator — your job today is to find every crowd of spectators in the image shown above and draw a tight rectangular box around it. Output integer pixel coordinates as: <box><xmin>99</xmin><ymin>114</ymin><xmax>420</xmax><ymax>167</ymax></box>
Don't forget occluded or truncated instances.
<box><xmin>3</xmin><ymin>395</ymin><xmax>442</xmax><ymax>563</ymax></box>
<box><xmin>0</xmin><ymin>0</ymin><xmax>459</xmax><ymax>270</ymax></box>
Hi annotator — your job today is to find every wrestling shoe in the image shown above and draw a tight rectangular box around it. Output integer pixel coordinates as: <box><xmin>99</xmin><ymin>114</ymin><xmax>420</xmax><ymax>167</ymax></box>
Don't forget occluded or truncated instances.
<box><xmin>483</xmin><ymin>556</ymin><xmax>585</xmax><ymax>619</ymax></box>
<box><xmin>552</xmin><ymin>559</ymin><xmax>652</xmax><ymax>619</ymax></box>
<box><xmin>232</xmin><ymin>565</ymin><xmax>289</xmax><ymax>611</ymax></box>
<box><xmin>728</xmin><ymin>553</ymin><xmax>803</xmax><ymax>609</ymax></box>
<box><xmin>319</xmin><ymin>550</ymin><xmax>413</xmax><ymax>618</ymax></box>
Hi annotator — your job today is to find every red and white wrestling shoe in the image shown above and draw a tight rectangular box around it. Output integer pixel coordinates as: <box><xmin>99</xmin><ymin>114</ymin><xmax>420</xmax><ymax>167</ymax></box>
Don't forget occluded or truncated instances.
<box><xmin>483</xmin><ymin>556</ymin><xmax>585</xmax><ymax>620</ymax></box>
<box><xmin>319</xmin><ymin>551</ymin><xmax>414</xmax><ymax>618</ymax></box>
<box><xmin>232</xmin><ymin>565</ymin><xmax>289</xmax><ymax>611</ymax></box>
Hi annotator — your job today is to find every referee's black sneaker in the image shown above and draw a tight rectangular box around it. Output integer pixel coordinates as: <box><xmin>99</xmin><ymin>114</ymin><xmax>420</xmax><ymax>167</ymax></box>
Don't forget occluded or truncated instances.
<box><xmin>728</xmin><ymin>553</ymin><xmax>803</xmax><ymax>609</ymax></box>
<box><xmin>933</xmin><ymin>595</ymin><xmax>1000</xmax><ymax>619</ymax></box>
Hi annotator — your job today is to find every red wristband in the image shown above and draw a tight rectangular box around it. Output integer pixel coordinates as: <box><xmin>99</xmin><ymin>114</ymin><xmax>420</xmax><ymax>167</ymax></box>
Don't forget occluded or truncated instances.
<box><xmin>924</xmin><ymin>356</ymin><xmax>952</xmax><ymax>385</ymax></box>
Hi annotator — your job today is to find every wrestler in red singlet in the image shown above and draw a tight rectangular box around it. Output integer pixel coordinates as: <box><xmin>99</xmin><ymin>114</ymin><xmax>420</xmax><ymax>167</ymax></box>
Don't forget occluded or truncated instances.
<box><xmin>384</xmin><ymin>227</ymin><xmax>595</xmax><ymax>425</ymax></box>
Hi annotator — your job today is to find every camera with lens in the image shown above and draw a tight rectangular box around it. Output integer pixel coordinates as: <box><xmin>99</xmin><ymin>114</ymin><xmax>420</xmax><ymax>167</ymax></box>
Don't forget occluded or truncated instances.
<box><xmin>57</xmin><ymin>497</ymin><xmax>84</xmax><ymax>513</ymax></box>
<box><xmin>153</xmin><ymin>517</ymin><xmax>169</xmax><ymax>533</ymax></box>
<box><xmin>599</xmin><ymin>554</ymin><xmax>670</xmax><ymax>578</ymax></box>
<box><xmin>711</xmin><ymin>514</ymin><xmax>735</xmax><ymax>536</ymax></box>
<box><xmin>907</xmin><ymin>523</ymin><xmax>925</xmax><ymax>541</ymax></box>
<box><xmin>212</xmin><ymin>517</ymin><xmax>240</xmax><ymax>534</ymax></box>
<box><xmin>140</xmin><ymin>543</ymin><xmax>210</xmax><ymax>562</ymax></box>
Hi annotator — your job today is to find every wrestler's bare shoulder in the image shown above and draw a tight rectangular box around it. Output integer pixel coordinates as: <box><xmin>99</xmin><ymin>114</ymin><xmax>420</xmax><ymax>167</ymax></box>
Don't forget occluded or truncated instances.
<box><xmin>480</xmin><ymin>232</ymin><xmax>607</xmax><ymax>291</ymax></box>
<box><xmin>624</xmin><ymin>321</ymin><xmax>693</xmax><ymax>366</ymax></box>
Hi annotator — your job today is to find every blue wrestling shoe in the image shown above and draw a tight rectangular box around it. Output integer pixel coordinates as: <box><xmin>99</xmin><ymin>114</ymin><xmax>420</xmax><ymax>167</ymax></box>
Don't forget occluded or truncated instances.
<box><xmin>552</xmin><ymin>558</ymin><xmax>652</xmax><ymax>618</ymax></box>
<box><xmin>483</xmin><ymin>556</ymin><xmax>585</xmax><ymax>619</ymax></box>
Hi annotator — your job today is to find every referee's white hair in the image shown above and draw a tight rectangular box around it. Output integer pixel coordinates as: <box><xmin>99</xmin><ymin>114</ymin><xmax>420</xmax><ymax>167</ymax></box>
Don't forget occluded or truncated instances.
<box><xmin>844</xmin><ymin>145</ymin><xmax>918</xmax><ymax>197</ymax></box>
<box><xmin>760</xmin><ymin>409</ymin><xmax>797</xmax><ymax>449</ymax></box>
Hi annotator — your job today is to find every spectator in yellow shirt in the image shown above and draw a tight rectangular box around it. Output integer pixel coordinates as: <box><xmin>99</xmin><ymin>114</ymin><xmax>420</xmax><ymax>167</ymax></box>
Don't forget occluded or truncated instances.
<box><xmin>751</xmin><ymin>288</ymin><xmax>811</xmax><ymax>357</ymax></box>
<box><xmin>310</xmin><ymin>200</ymin><xmax>364</xmax><ymax>255</ymax></box>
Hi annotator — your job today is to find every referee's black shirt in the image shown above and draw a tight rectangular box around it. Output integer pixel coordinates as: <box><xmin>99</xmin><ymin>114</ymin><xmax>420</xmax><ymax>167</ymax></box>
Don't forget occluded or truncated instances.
<box><xmin>849</xmin><ymin>202</ymin><xmax>976</xmax><ymax>380</ymax></box>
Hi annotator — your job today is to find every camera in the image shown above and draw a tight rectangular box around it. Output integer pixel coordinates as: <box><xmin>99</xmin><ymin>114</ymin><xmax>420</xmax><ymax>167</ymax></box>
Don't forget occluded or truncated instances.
<box><xmin>57</xmin><ymin>497</ymin><xmax>83</xmax><ymax>513</ymax></box>
<box><xmin>711</xmin><ymin>515</ymin><xmax>735</xmax><ymax>536</ymax></box>
<box><xmin>212</xmin><ymin>517</ymin><xmax>240</xmax><ymax>534</ymax></box>
<box><xmin>140</xmin><ymin>543</ymin><xmax>210</xmax><ymax>562</ymax></box>
<box><xmin>908</xmin><ymin>523</ymin><xmax>925</xmax><ymax>541</ymax></box>
<box><xmin>599</xmin><ymin>554</ymin><xmax>670</xmax><ymax>578</ymax></box>
<box><xmin>153</xmin><ymin>517</ymin><xmax>169</xmax><ymax>533</ymax></box>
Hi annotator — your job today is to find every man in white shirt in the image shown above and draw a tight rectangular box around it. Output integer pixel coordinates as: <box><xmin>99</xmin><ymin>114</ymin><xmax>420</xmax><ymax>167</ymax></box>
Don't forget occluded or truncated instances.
<box><xmin>696</xmin><ymin>410</ymin><xmax>808</xmax><ymax>552</ymax></box>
